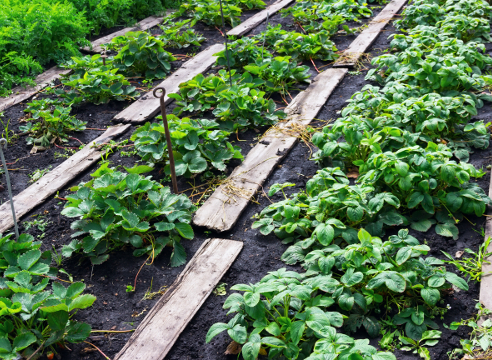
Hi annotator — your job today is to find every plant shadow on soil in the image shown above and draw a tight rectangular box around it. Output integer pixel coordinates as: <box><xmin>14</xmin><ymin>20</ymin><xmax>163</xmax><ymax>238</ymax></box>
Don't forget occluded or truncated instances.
<box><xmin>0</xmin><ymin>4</ymin><xmax>490</xmax><ymax>360</ymax></box>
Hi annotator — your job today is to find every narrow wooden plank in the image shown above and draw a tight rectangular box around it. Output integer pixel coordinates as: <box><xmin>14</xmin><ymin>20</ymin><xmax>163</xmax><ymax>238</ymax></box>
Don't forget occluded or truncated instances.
<box><xmin>193</xmin><ymin>68</ymin><xmax>348</xmax><ymax>231</ymax></box>
<box><xmin>83</xmin><ymin>15</ymin><xmax>165</xmax><ymax>53</ymax></box>
<box><xmin>114</xmin><ymin>238</ymin><xmax>243</xmax><ymax>360</ymax></box>
<box><xmin>478</xmin><ymin>171</ymin><xmax>492</xmax><ymax>312</ymax></box>
<box><xmin>113</xmin><ymin>43</ymin><xmax>224</xmax><ymax>124</ymax></box>
<box><xmin>0</xmin><ymin>124</ymin><xmax>130</xmax><ymax>234</ymax></box>
<box><xmin>0</xmin><ymin>67</ymin><xmax>70</xmax><ymax>112</ymax></box>
<box><xmin>333</xmin><ymin>0</ymin><xmax>407</xmax><ymax>67</ymax></box>
<box><xmin>227</xmin><ymin>0</ymin><xmax>295</xmax><ymax>36</ymax></box>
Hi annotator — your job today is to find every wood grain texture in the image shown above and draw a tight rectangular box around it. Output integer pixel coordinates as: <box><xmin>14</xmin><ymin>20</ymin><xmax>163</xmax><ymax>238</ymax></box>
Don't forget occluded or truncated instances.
<box><xmin>0</xmin><ymin>67</ymin><xmax>70</xmax><ymax>112</ymax></box>
<box><xmin>0</xmin><ymin>124</ymin><xmax>130</xmax><ymax>234</ymax></box>
<box><xmin>82</xmin><ymin>16</ymin><xmax>164</xmax><ymax>53</ymax></box>
<box><xmin>114</xmin><ymin>238</ymin><xmax>243</xmax><ymax>360</ymax></box>
<box><xmin>227</xmin><ymin>0</ymin><xmax>295</xmax><ymax>36</ymax></box>
<box><xmin>193</xmin><ymin>68</ymin><xmax>348</xmax><ymax>231</ymax></box>
<box><xmin>113</xmin><ymin>43</ymin><xmax>224</xmax><ymax>124</ymax></box>
<box><xmin>333</xmin><ymin>0</ymin><xmax>407</xmax><ymax>67</ymax></box>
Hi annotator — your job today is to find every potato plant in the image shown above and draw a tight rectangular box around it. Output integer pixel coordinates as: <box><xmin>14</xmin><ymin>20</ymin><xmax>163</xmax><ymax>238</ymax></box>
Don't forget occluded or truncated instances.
<box><xmin>206</xmin><ymin>266</ymin><xmax>397</xmax><ymax>360</ymax></box>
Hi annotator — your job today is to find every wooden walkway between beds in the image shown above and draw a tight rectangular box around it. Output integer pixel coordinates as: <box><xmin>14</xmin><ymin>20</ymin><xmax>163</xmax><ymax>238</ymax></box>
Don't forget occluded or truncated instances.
<box><xmin>113</xmin><ymin>43</ymin><xmax>223</xmax><ymax>124</ymax></box>
<box><xmin>193</xmin><ymin>68</ymin><xmax>348</xmax><ymax>231</ymax></box>
<box><xmin>333</xmin><ymin>0</ymin><xmax>407</xmax><ymax>67</ymax></box>
<box><xmin>227</xmin><ymin>0</ymin><xmax>295</xmax><ymax>36</ymax></box>
<box><xmin>114</xmin><ymin>238</ymin><xmax>243</xmax><ymax>360</ymax></box>
<box><xmin>0</xmin><ymin>124</ymin><xmax>130</xmax><ymax>234</ymax></box>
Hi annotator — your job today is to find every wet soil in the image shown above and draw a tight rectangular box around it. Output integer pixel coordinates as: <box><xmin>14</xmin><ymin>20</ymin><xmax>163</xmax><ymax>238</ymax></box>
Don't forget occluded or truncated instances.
<box><xmin>0</xmin><ymin>3</ymin><xmax>490</xmax><ymax>360</ymax></box>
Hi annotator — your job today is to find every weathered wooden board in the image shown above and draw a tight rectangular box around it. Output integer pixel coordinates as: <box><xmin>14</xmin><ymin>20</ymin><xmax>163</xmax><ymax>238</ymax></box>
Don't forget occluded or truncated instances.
<box><xmin>83</xmin><ymin>15</ymin><xmax>166</xmax><ymax>53</ymax></box>
<box><xmin>478</xmin><ymin>172</ymin><xmax>492</xmax><ymax>311</ymax></box>
<box><xmin>333</xmin><ymin>0</ymin><xmax>407</xmax><ymax>67</ymax></box>
<box><xmin>227</xmin><ymin>0</ymin><xmax>295</xmax><ymax>36</ymax></box>
<box><xmin>0</xmin><ymin>67</ymin><xmax>70</xmax><ymax>112</ymax></box>
<box><xmin>0</xmin><ymin>124</ymin><xmax>130</xmax><ymax>234</ymax></box>
<box><xmin>113</xmin><ymin>43</ymin><xmax>224</xmax><ymax>124</ymax></box>
<box><xmin>193</xmin><ymin>68</ymin><xmax>348</xmax><ymax>231</ymax></box>
<box><xmin>114</xmin><ymin>238</ymin><xmax>243</xmax><ymax>360</ymax></box>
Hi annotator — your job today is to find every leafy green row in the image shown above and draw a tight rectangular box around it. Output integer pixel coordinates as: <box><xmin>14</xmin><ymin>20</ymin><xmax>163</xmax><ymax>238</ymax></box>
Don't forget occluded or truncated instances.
<box><xmin>209</xmin><ymin>0</ymin><xmax>492</xmax><ymax>358</ymax></box>
<box><xmin>0</xmin><ymin>233</ymin><xmax>96</xmax><ymax>359</ymax></box>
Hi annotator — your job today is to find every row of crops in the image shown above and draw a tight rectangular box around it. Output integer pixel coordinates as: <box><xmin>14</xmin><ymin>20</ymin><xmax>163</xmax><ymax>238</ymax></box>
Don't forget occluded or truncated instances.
<box><xmin>205</xmin><ymin>0</ymin><xmax>492</xmax><ymax>359</ymax></box>
<box><xmin>0</xmin><ymin>0</ymin><xmax>391</xmax><ymax>358</ymax></box>
<box><xmin>0</xmin><ymin>0</ymin><xmax>182</xmax><ymax>97</ymax></box>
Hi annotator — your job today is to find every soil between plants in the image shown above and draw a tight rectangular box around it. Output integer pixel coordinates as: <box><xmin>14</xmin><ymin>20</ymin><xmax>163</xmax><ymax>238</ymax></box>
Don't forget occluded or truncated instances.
<box><xmin>0</xmin><ymin>4</ymin><xmax>489</xmax><ymax>360</ymax></box>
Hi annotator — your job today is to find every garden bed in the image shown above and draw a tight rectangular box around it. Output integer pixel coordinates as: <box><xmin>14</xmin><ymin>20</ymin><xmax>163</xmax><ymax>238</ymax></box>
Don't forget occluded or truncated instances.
<box><xmin>0</xmin><ymin>0</ymin><xmax>490</xmax><ymax>359</ymax></box>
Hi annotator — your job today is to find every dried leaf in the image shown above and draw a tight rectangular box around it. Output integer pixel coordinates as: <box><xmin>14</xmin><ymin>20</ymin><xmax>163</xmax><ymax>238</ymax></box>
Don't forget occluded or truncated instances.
<box><xmin>259</xmin><ymin>347</ymin><xmax>267</xmax><ymax>356</ymax></box>
<box><xmin>225</xmin><ymin>341</ymin><xmax>242</xmax><ymax>355</ymax></box>
<box><xmin>455</xmin><ymin>251</ymin><xmax>464</xmax><ymax>258</ymax></box>
<box><xmin>347</xmin><ymin>167</ymin><xmax>359</xmax><ymax>179</ymax></box>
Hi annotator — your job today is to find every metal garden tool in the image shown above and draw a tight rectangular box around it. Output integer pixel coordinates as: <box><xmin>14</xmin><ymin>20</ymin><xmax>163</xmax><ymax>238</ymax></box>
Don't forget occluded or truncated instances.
<box><xmin>153</xmin><ymin>87</ymin><xmax>179</xmax><ymax>194</ymax></box>
<box><xmin>0</xmin><ymin>138</ymin><xmax>19</xmax><ymax>239</ymax></box>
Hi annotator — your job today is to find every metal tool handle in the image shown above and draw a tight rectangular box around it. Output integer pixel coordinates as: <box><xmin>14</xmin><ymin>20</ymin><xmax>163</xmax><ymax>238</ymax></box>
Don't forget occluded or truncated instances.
<box><xmin>153</xmin><ymin>88</ymin><xmax>179</xmax><ymax>194</ymax></box>
<box><xmin>0</xmin><ymin>138</ymin><xmax>19</xmax><ymax>239</ymax></box>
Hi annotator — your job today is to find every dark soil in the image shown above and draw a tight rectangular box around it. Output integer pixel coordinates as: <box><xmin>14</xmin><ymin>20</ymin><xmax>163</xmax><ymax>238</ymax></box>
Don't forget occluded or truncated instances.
<box><xmin>0</xmin><ymin>3</ymin><xmax>490</xmax><ymax>360</ymax></box>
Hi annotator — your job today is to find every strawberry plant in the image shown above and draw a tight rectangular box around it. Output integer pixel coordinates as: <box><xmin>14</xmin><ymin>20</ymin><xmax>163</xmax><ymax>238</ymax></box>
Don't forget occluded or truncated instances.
<box><xmin>206</xmin><ymin>267</ymin><xmax>397</xmax><ymax>360</ymax></box>
<box><xmin>253</xmin><ymin>25</ymin><xmax>339</xmax><ymax>62</ymax></box>
<box><xmin>176</xmin><ymin>0</ymin><xmax>265</xmax><ymax>27</ymax></box>
<box><xmin>158</xmin><ymin>18</ymin><xmax>205</xmax><ymax>49</ymax></box>
<box><xmin>244</xmin><ymin>57</ymin><xmax>311</xmax><ymax>95</ymax></box>
<box><xmin>19</xmin><ymin>99</ymin><xmax>86</xmax><ymax>150</ymax></box>
<box><xmin>169</xmin><ymin>71</ymin><xmax>286</xmax><ymax>129</ymax></box>
<box><xmin>106</xmin><ymin>31</ymin><xmax>176</xmax><ymax>79</ymax></box>
<box><xmin>213</xmin><ymin>38</ymin><xmax>272</xmax><ymax>68</ymax></box>
<box><xmin>61</xmin><ymin>164</ymin><xmax>196</xmax><ymax>266</ymax></box>
<box><xmin>394</xmin><ymin>0</ymin><xmax>445</xmax><ymax>29</ymax></box>
<box><xmin>131</xmin><ymin>115</ymin><xmax>242</xmax><ymax>176</ymax></box>
<box><xmin>59</xmin><ymin>61</ymin><xmax>138</xmax><ymax>104</ymax></box>
<box><xmin>0</xmin><ymin>232</ymin><xmax>95</xmax><ymax>359</ymax></box>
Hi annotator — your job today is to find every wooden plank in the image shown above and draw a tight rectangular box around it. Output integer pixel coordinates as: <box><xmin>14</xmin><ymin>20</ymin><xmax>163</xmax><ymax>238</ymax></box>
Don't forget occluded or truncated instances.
<box><xmin>0</xmin><ymin>67</ymin><xmax>70</xmax><ymax>112</ymax></box>
<box><xmin>227</xmin><ymin>0</ymin><xmax>295</xmax><ymax>36</ymax></box>
<box><xmin>83</xmin><ymin>15</ymin><xmax>165</xmax><ymax>53</ymax></box>
<box><xmin>0</xmin><ymin>124</ymin><xmax>130</xmax><ymax>234</ymax></box>
<box><xmin>193</xmin><ymin>68</ymin><xmax>348</xmax><ymax>231</ymax></box>
<box><xmin>113</xmin><ymin>43</ymin><xmax>224</xmax><ymax>124</ymax></box>
<box><xmin>478</xmin><ymin>171</ymin><xmax>492</xmax><ymax>312</ymax></box>
<box><xmin>333</xmin><ymin>0</ymin><xmax>407</xmax><ymax>67</ymax></box>
<box><xmin>114</xmin><ymin>238</ymin><xmax>243</xmax><ymax>360</ymax></box>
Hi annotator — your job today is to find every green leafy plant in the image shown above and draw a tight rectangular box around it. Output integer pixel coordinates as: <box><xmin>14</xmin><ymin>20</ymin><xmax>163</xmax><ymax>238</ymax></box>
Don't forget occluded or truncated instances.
<box><xmin>59</xmin><ymin>62</ymin><xmax>138</xmax><ymax>104</ymax></box>
<box><xmin>400</xmin><ymin>330</ymin><xmax>442</xmax><ymax>360</ymax></box>
<box><xmin>158</xmin><ymin>18</ymin><xmax>205</xmax><ymax>49</ymax></box>
<box><xmin>28</xmin><ymin>167</ymin><xmax>52</xmax><ymax>184</ymax></box>
<box><xmin>206</xmin><ymin>268</ymin><xmax>397</xmax><ymax>360</ymax></box>
<box><xmin>300</xmin><ymin>229</ymin><xmax>467</xmax><ymax>340</ymax></box>
<box><xmin>106</xmin><ymin>31</ymin><xmax>176</xmax><ymax>79</ymax></box>
<box><xmin>442</xmin><ymin>236</ymin><xmax>492</xmax><ymax>282</ymax></box>
<box><xmin>169</xmin><ymin>71</ymin><xmax>286</xmax><ymax>129</ymax></box>
<box><xmin>244</xmin><ymin>56</ymin><xmax>311</xmax><ymax>94</ymax></box>
<box><xmin>131</xmin><ymin>115</ymin><xmax>242</xmax><ymax>176</ymax></box>
<box><xmin>213</xmin><ymin>37</ymin><xmax>272</xmax><ymax>68</ymax></box>
<box><xmin>253</xmin><ymin>24</ymin><xmax>339</xmax><ymax>62</ymax></box>
<box><xmin>176</xmin><ymin>0</ymin><xmax>265</xmax><ymax>27</ymax></box>
<box><xmin>61</xmin><ymin>164</ymin><xmax>196</xmax><ymax>266</ymax></box>
<box><xmin>0</xmin><ymin>232</ymin><xmax>96</xmax><ymax>359</ymax></box>
<box><xmin>20</xmin><ymin>99</ymin><xmax>86</xmax><ymax>149</ymax></box>
<box><xmin>448</xmin><ymin>303</ymin><xmax>492</xmax><ymax>359</ymax></box>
